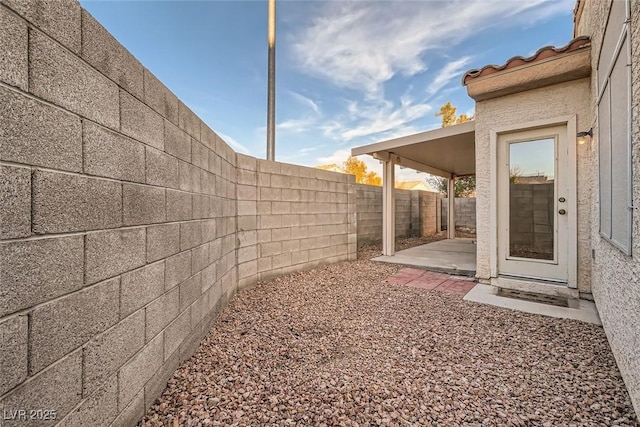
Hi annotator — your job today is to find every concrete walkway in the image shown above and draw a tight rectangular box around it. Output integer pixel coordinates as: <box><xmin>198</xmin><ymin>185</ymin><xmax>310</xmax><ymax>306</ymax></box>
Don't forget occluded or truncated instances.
<box><xmin>464</xmin><ymin>284</ymin><xmax>602</xmax><ymax>325</ymax></box>
<box><xmin>373</xmin><ymin>239</ymin><xmax>476</xmax><ymax>276</ymax></box>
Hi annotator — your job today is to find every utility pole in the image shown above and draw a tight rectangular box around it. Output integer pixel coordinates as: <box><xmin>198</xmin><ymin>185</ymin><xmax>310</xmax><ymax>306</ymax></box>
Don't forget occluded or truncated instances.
<box><xmin>266</xmin><ymin>0</ymin><xmax>276</xmax><ymax>160</ymax></box>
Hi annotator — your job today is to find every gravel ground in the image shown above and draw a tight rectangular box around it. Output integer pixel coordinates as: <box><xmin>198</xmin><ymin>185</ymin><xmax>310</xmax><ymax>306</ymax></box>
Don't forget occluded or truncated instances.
<box><xmin>140</xmin><ymin>240</ymin><xmax>638</xmax><ymax>427</ymax></box>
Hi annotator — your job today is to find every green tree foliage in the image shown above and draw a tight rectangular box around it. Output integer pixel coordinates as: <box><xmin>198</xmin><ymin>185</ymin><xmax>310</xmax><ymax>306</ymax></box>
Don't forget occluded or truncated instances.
<box><xmin>428</xmin><ymin>175</ymin><xmax>476</xmax><ymax>197</ymax></box>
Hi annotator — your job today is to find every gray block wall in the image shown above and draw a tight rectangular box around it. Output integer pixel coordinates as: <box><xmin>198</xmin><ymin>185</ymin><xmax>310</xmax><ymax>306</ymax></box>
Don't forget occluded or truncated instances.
<box><xmin>420</xmin><ymin>191</ymin><xmax>440</xmax><ymax>235</ymax></box>
<box><xmin>441</xmin><ymin>197</ymin><xmax>477</xmax><ymax>231</ymax></box>
<box><xmin>0</xmin><ymin>1</ymin><xmax>356</xmax><ymax>425</ymax></box>
<box><xmin>355</xmin><ymin>184</ymin><xmax>439</xmax><ymax>246</ymax></box>
<box><xmin>508</xmin><ymin>183</ymin><xmax>554</xmax><ymax>254</ymax></box>
<box><xmin>236</xmin><ymin>156</ymin><xmax>357</xmax><ymax>289</ymax></box>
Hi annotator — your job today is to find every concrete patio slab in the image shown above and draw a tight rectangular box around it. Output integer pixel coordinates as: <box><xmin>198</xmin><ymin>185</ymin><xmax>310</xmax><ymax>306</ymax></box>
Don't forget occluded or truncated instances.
<box><xmin>464</xmin><ymin>284</ymin><xmax>602</xmax><ymax>325</ymax></box>
<box><xmin>373</xmin><ymin>238</ymin><xmax>476</xmax><ymax>276</ymax></box>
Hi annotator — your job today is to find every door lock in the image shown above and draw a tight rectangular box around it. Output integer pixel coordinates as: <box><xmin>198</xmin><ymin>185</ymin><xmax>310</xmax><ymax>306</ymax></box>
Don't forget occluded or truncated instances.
<box><xmin>559</xmin><ymin>209</ymin><xmax>567</xmax><ymax>215</ymax></box>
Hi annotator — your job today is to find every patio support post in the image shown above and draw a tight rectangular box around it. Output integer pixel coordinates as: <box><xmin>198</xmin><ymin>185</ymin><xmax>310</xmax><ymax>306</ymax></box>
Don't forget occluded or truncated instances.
<box><xmin>448</xmin><ymin>175</ymin><xmax>456</xmax><ymax>239</ymax></box>
<box><xmin>382</xmin><ymin>158</ymin><xmax>396</xmax><ymax>255</ymax></box>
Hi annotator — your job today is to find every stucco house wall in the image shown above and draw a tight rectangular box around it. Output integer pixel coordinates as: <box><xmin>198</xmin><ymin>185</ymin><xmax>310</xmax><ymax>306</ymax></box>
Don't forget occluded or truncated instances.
<box><xmin>575</xmin><ymin>0</ymin><xmax>640</xmax><ymax>411</ymax></box>
<box><xmin>473</xmin><ymin>78</ymin><xmax>593</xmax><ymax>293</ymax></box>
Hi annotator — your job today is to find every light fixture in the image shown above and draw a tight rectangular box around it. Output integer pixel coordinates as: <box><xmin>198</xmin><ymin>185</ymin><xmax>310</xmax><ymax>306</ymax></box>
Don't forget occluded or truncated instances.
<box><xmin>577</xmin><ymin>128</ymin><xmax>593</xmax><ymax>145</ymax></box>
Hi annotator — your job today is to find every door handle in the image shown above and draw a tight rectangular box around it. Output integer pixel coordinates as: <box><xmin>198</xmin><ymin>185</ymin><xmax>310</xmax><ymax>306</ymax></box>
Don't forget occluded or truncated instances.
<box><xmin>559</xmin><ymin>209</ymin><xmax>566</xmax><ymax>215</ymax></box>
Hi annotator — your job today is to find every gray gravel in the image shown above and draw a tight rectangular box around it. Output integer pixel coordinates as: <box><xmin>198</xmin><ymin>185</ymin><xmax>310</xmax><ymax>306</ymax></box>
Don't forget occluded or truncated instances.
<box><xmin>140</xmin><ymin>241</ymin><xmax>638</xmax><ymax>426</ymax></box>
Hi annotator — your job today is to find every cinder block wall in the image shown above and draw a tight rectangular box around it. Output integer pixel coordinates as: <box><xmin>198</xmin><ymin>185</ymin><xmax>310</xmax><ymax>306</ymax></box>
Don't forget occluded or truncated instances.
<box><xmin>0</xmin><ymin>1</ymin><xmax>239</xmax><ymax>425</ymax></box>
<box><xmin>0</xmin><ymin>1</ymin><xmax>354</xmax><ymax>425</ymax></box>
<box><xmin>441</xmin><ymin>198</ymin><xmax>477</xmax><ymax>230</ymax></box>
<box><xmin>355</xmin><ymin>184</ymin><xmax>439</xmax><ymax>246</ymax></box>
<box><xmin>355</xmin><ymin>184</ymin><xmax>384</xmax><ymax>244</ymax></box>
<box><xmin>236</xmin><ymin>156</ymin><xmax>357</xmax><ymax>289</ymax></box>
<box><xmin>420</xmin><ymin>191</ymin><xmax>440</xmax><ymax>235</ymax></box>
<box><xmin>508</xmin><ymin>183</ymin><xmax>553</xmax><ymax>254</ymax></box>
<box><xmin>394</xmin><ymin>190</ymin><xmax>413</xmax><ymax>238</ymax></box>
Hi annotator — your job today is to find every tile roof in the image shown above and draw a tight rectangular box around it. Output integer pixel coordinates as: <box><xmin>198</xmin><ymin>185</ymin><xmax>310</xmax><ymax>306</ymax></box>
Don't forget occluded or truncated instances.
<box><xmin>462</xmin><ymin>36</ymin><xmax>591</xmax><ymax>85</ymax></box>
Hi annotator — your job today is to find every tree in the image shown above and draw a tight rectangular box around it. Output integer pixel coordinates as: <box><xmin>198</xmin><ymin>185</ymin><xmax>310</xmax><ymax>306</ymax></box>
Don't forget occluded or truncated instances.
<box><xmin>435</xmin><ymin>102</ymin><xmax>472</xmax><ymax>127</ymax></box>
<box><xmin>509</xmin><ymin>165</ymin><xmax>523</xmax><ymax>183</ymax></box>
<box><xmin>428</xmin><ymin>102</ymin><xmax>476</xmax><ymax>197</ymax></box>
<box><xmin>435</xmin><ymin>102</ymin><xmax>457</xmax><ymax>127</ymax></box>
<box><xmin>456</xmin><ymin>113</ymin><xmax>471</xmax><ymax>124</ymax></box>
<box><xmin>426</xmin><ymin>175</ymin><xmax>475</xmax><ymax>197</ymax></box>
<box><xmin>344</xmin><ymin>156</ymin><xmax>382</xmax><ymax>186</ymax></box>
<box><xmin>363</xmin><ymin>171</ymin><xmax>382</xmax><ymax>186</ymax></box>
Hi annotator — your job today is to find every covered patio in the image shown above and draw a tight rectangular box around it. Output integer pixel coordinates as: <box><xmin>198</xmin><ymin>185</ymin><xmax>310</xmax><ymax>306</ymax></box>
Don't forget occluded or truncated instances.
<box><xmin>351</xmin><ymin>121</ymin><xmax>476</xmax><ymax>268</ymax></box>
<box><xmin>373</xmin><ymin>238</ymin><xmax>476</xmax><ymax>275</ymax></box>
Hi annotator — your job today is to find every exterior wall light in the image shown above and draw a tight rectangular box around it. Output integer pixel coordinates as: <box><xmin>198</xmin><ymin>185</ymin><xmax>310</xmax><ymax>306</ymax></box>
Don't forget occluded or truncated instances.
<box><xmin>577</xmin><ymin>128</ymin><xmax>593</xmax><ymax>145</ymax></box>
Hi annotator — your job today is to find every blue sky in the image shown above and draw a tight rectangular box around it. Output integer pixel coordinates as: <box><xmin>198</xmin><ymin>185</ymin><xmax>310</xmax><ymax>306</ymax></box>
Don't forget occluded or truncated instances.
<box><xmin>80</xmin><ymin>0</ymin><xmax>575</xmax><ymax>181</ymax></box>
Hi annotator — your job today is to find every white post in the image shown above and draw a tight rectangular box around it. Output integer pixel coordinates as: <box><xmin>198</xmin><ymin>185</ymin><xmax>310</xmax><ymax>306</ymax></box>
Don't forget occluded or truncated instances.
<box><xmin>448</xmin><ymin>175</ymin><xmax>456</xmax><ymax>239</ymax></box>
<box><xmin>382</xmin><ymin>158</ymin><xmax>396</xmax><ymax>255</ymax></box>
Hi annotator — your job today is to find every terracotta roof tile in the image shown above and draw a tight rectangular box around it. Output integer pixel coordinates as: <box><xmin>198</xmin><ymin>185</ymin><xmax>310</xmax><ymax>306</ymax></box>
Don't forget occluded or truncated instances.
<box><xmin>462</xmin><ymin>36</ymin><xmax>591</xmax><ymax>85</ymax></box>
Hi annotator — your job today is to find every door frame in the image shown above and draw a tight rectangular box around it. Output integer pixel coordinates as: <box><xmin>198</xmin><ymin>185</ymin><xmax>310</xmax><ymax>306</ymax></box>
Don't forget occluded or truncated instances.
<box><xmin>489</xmin><ymin>115</ymin><xmax>578</xmax><ymax>288</ymax></box>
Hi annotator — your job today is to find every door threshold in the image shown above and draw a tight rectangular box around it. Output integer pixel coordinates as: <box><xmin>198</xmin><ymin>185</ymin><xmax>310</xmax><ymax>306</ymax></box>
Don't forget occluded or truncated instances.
<box><xmin>464</xmin><ymin>284</ymin><xmax>601</xmax><ymax>325</ymax></box>
<box><xmin>491</xmin><ymin>276</ymin><xmax>579</xmax><ymax>299</ymax></box>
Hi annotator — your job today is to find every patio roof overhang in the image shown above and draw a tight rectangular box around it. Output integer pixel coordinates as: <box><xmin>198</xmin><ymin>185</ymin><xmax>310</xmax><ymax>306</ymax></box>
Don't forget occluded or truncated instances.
<box><xmin>351</xmin><ymin>121</ymin><xmax>476</xmax><ymax>256</ymax></box>
<box><xmin>351</xmin><ymin>120</ymin><xmax>475</xmax><ymax>179</ymax></box>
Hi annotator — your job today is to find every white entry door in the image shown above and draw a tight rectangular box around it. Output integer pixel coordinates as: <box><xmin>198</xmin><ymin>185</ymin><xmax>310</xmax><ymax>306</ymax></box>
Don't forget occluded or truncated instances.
<box><xmin>497</xmin><ymin>125</ymin><xmax>572</xmax><ymax>283</ymax></box>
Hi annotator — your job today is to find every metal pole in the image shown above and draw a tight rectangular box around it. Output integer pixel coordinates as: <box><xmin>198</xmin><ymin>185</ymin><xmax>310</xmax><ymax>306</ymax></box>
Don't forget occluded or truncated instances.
<box><xmin>266</xmin><ymin>0</ymin><xmax>276</xmax><ymax>160</ymax></box>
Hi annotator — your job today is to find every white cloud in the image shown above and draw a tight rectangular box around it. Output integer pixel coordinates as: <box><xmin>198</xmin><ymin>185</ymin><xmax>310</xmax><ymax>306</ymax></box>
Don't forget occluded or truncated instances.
<box><xmin>276</xmin><ymin>117</ymin><xmax>316</xmax><ymax>133</ymax></box>
<box><xmin>427</xmin><ymin>57</ymin><xmax>473</xmax><ymax>96</ymax></box>
<box><xmin>323</xmin><ymin>96</ymin><xmax>432</xmax><ymax>141</ymax></box>
<box><xmin>317</xmin><ymin>149</ymin><xmax>353</xmax><ymax>167</ymax></box>
<box><xmin>298</xmin><ymin>146</ymin><xmax>320</xmax><ymax>155</ymax></box>
<box><xmin>218</xmin><ymin>132</ymin><xmax>250</xmax><ymax>155</ymax></box>
<box><xmin>289</xmin><ymin>91</ymin><xmax>320</xmax><ymax>115</ymax></box>
<box><xmin>283</xmin><ymin>0</ymin><xmax>572</xmax><ymax>165</ymax></box>
<box><xmin>291</xmin><ymin>0</ymin><xmax>573</xmax><ymax>97</ymax></box>
<box><xmin>344</xmin><ymin>98</ymin><xmax>431</xmax><ymax>140</ymax></box>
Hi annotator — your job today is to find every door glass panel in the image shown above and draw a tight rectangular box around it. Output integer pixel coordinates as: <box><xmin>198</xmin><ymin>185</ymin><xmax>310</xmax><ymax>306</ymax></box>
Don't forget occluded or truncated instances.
<box><xmin>508</xmin><ymin>138</ymin><xmax>555</xmax><ymax>260</ymax></box>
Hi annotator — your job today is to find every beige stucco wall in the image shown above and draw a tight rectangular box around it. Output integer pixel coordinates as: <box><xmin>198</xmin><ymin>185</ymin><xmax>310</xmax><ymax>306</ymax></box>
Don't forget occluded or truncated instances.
<box><xmin>474</xmin><ymin>77</ymin><xmax>593</xmax><ymax>293</ymax></box>
<box><xmin>575</xmin><ymin>0</ymin><xmax>640</xmax><ymax>412</ymax></box>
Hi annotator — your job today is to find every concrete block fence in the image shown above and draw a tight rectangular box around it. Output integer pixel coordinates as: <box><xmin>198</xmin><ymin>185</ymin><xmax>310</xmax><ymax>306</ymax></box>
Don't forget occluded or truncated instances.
<box><xmin>0</xmin><ymin>1</ymin><xmax>355</xmax><ymax>425</ymax></box>
<box><xmin>236</xmin><ymin>157</ymin><xmax>357</xmax><ymax>290</ymax></box>
<box><xmin>441</xmin><ymin>197</ymin><xmax>477</xmax><ymax>231</ymax></box>
<box><xmin>355</xmin><ymin>184</ymin><xmax>441</xmax><ymax>246</ymax></box>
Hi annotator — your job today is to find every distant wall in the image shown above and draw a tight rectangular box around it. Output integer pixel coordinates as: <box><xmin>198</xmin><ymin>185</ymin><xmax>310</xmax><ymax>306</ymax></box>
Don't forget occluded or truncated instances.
<box><xmin>508</xmin><ymin>183</ymin><xmax>554</xmax><ymax>255</ymax></box>
<box><xmin>419</xmin><ymin>191</ymin><xmax>440</xmax><ymax>235</ymax></box>
<box><xmin>355</xmin><ymin>184</ymin><xmax>439</xmax><ymax>246</ymax></box>
<box><xmin>441</xmin><ymin>198</ymin><xmax>477</xmax><ymax>231</ymax></box>
<box><xmin>235</xmin><ymin>156</ymin><xmax>356</xmax><ymax>289</ymax></box>
<box><xmin>0</xmin><ymin>1</ymin><xmax>355</xmax><ymax>425</ymax></box>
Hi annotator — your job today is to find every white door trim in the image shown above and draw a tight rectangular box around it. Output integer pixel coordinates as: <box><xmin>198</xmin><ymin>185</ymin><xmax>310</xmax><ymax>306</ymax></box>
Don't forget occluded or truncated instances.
<box><xmin>489</xmin><ymin>115</ymin><xmax>577</xmax><ymax>288</ymax></box>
